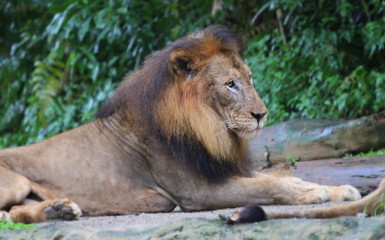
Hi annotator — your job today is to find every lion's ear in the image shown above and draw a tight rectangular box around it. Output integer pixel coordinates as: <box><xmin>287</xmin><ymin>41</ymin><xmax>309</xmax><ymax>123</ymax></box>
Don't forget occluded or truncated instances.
<box><xmin>169</xmin><ymin>48</ymin><xmax>192</xmax><ymax>76</ymax></box>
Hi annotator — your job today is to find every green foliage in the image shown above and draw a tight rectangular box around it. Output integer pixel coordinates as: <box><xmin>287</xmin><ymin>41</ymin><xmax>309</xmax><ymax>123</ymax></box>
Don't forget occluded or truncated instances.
<box><xmin>370</xmin><ymin>197</ymin><xmax>385</xmax><ymax>217</ymax></box>
<box><xmin>357</xmin><ymin>148</ymin><xmax>385</xmax><ymax>157</ymax></box>
<box><xmin>1</xmin><ymin>0</ymin><xmax>385</xmax><ymax>147</ymax></box>
<box><xmin>0</xmin><ymin>0</ymin><xmax>221</xmax><ymax>147</ymax></box>
<box><xmin>345</xmin><ymin>148</ymin><xmax>385</xmax><ymax>158</ymax></box>
<box><xmin>362</xmin><ymin>194</ymin><xmax>385</xmax><ymax>218</ymax></box>
<box><xmin>245</xmin><ymin>0</ymin><xmax>385</xmax><ymax>124</ymax></box>
<box><xmin>0</xmin><ymin>221</ymin><xmax>37</xmax><ymax>231</ymax></box>
<box><xmin>286</xmin><ymin>156</ymin><xmax>300</xmax><ymax>166</ymax></box>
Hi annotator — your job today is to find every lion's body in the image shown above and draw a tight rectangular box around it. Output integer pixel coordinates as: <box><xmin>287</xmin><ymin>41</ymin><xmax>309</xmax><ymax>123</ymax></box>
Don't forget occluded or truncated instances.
<box><xmin>1</xmin><ymin>26</ymin><xmax>382</xmax><ymax>223</ymax></box>
<box><xmin>0</xmin><ymin>121</ymin><xmax>174</xmax><ymax>216</ymax></box>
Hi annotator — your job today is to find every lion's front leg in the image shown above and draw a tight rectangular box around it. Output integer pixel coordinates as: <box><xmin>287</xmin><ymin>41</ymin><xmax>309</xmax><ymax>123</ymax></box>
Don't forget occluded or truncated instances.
<box><xmin>180</xmin><ymin>175</ymin><xmax>362</xmax><ymax>211</ymax></box>
<box><xmin>277</xmin><ymin>176</ymin><xmax>361</xmax><ymax>204</ymax></box>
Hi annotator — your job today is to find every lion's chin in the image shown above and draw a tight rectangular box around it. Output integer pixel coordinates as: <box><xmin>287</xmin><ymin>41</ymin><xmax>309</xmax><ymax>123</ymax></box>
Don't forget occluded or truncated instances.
<box><xmin>236</xmin><ymin>128</ymin><xmax>261</xmax><ymax>140</ymax></box>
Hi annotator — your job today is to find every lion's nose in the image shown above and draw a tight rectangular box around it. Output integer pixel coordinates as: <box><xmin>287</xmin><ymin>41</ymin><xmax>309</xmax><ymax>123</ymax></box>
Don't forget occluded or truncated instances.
<box><xmin>250</xmin><ymin>112</ymin><xmax>267</xmax><ymax>122</ymax></box>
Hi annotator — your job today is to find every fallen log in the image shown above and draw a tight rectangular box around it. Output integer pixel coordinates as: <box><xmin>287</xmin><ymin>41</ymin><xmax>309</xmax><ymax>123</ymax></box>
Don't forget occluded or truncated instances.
<box><xmin>249</xmin><ymin>111</ymin><xmax>385</xmax><ymax>166</ymax></box>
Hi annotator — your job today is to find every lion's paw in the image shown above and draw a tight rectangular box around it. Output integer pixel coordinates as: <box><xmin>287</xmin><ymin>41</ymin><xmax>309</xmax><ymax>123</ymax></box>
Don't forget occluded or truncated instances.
<box><xmin>44</xmin><ymin>200</ymin><xmax>82</xmax><ymax>221</ymax></box>
<box><xmin>327</xmin><ymin>185</ymin><xmax>361</xmax><ymax>201</ymax></box>
<box><xmin>298</xmin><ymin>188</ymin><xmax>330</xmax><ymax>204</ymax></box>
<box><xmin>0</xmin><ymin>211</ymin><xmax>10</xmax><ymax>221</ymax></box>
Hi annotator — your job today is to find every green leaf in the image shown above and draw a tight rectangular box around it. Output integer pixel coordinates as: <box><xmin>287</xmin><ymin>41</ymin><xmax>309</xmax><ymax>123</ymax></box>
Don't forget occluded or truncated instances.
<box><xmin>78</xmin><ymin>17</ymin><xmax>91</xmax><ymax>41</ymax></box>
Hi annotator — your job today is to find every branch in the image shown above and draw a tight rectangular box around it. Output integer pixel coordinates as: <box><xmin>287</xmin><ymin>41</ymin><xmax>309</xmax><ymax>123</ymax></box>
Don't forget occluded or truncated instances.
<box><xmin>276</xmin><ymin>7</ymin><xmax>288</xmax><ymax>44</ymax></box>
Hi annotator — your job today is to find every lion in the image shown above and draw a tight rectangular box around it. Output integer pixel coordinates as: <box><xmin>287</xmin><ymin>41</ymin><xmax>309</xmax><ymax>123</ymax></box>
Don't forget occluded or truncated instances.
<box><xmin>0</xmin><ymin>25</ymin><xmax>382</xmax><ymax>224</ymax></box>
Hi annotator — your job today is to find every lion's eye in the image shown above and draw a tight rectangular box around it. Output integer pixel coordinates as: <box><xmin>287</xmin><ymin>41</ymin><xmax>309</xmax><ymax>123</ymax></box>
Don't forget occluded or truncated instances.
<box><xmin>226</xmin><ymin>80</ymin><xmax>236</xmax><ymax>88</ymax></box>
<box><xmin>249</xmin><ymin>74</ymin><xmax>253</xmax><ymax>82</ymax></box>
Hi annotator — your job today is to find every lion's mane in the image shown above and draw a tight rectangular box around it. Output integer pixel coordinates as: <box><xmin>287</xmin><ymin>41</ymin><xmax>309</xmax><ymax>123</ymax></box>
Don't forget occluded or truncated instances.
<box><xmin>96</xmin><ymin>25</ymin><xmax>251</xmax><ymax>182</ymax></box>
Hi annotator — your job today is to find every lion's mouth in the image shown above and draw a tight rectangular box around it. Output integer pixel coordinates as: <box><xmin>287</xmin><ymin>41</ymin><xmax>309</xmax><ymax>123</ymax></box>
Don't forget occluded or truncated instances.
<box><xmin>231</xmin><ymin>126</ymin><xmax>261</xmax><ymax>139</ymax></box>
<box><xmin>225</xmin><ymin>118</ymin><xmax>265</xmax><ymax>139</ymax></box>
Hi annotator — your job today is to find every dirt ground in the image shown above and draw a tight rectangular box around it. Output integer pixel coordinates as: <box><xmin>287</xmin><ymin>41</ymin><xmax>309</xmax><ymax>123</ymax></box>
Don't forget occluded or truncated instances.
<box><xmin>36</xmin><ymin>202</ymin><xmax>341</xmax><ymax>230</ymax></box>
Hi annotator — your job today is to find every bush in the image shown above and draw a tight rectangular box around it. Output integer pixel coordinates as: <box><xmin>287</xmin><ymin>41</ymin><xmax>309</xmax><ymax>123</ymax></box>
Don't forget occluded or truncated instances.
<box><xmin>0</xmin><ymin>0</ymin><xmax>219</xmax><ymax>147</ymax></box>
<box><xmin>245</xmin><ymin>0</ymin><xmax>385</xmax><ymax>124</ymax></box>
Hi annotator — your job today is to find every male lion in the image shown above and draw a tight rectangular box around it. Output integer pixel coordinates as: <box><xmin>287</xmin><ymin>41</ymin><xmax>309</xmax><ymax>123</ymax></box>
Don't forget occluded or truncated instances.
<box><xmin>0</xmin><ymin>25</ymin><xmax>382</xmax><ymax>224</ymax></box>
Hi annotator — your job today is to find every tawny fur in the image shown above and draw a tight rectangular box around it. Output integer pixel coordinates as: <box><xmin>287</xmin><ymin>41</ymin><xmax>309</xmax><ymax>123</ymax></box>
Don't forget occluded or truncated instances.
<box><xmin>156</xmin><ymin>80</ymin><xmax>248</xmax><ymax>161</ymax></box>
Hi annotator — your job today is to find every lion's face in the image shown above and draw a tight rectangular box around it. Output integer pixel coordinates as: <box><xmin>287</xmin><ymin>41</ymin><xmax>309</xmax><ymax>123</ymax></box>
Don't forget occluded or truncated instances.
<box><xmin>197</xmin><ymin>53</ymin><xmax>267</xmax><ymax>139</ymax></box>
<box><xmin>157</xmin><ymin>27</ymin><xmax>267</xmax><ymax>160</ymax></box>
<box><xmin>99</xmin><ymin>26</ymin><xmax>266</xmax><ymax>175</ymax></box>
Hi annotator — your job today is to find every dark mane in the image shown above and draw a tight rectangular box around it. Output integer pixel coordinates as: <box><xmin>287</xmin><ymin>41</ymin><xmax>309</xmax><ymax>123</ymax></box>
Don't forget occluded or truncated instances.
<box><xmin>158</xmin><ymin>132</ymin><xmax>252</xmax><ymax>183</ymax></box>
<box><xmin>96</xmin><ymin>25</ymin><xmax>250</xmax><ymax>182</ymax></box>
<box><xmin>96</xmin><ymin>25</ymin><xmax>241</xmax><ymax>119</ymax></box>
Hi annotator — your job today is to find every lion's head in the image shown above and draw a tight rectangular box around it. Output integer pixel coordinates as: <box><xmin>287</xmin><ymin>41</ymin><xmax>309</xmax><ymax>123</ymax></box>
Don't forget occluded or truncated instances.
<box><xmin>97</xmin><ymin>25</ymin><xmax>267</xmax><ymax>181</ymax></box>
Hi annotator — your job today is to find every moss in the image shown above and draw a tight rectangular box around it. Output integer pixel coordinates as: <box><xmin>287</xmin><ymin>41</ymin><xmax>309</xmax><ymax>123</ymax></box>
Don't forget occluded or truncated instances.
<box><xmin>0</xmin><ymin>221</ymin><xmax>37</xmax><ymax>231</ymax></box>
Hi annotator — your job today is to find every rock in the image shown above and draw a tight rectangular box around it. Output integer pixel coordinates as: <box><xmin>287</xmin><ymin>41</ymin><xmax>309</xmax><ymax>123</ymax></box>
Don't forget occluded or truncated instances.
<box><xmin>1</xmin><ymin>217</ymin><xmax>384</xmax><ymax>240</ymax></box>
<box><xmin>250</xmin><ymin>111</ymin><xmax>385</xmax><ymax>165</ymax></box>
<box><xmin>293</xmin><ymin>156</ymin><xmax>385</xmax><ymax>195</ymax></box>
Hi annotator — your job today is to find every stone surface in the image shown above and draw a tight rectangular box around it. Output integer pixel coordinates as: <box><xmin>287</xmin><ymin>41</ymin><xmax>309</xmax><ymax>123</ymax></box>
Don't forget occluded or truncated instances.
<box><xmin>249</xmin><ymin>111</ymin><xmax>385</xmax><ymax>165</ymax></box>
<box><xmin>1</xmin><ymin>216</ymin><xmax>384</xmax><ymax>240</ymax></box>
<box><xmin>293</xmin><ymin>156</ymin><xmax>385</xmax><ymax>195</ymax></box>
<box><xmin>33</xmin><ymin>202</ymin><xmax>344</xmax><ymax>231</ymax></box>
